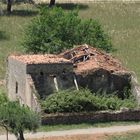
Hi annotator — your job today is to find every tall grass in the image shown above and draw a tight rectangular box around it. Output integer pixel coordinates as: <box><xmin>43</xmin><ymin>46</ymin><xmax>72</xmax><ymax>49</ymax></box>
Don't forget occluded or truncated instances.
<box><xmin>0</xmin><ymin>2</ymin><xmax>140</xmax><ymax>82</ymax></box>
<box><xmin>0</xmin><ymin>3</ymin><xmax>37</xmax><ymax>79</ymax></box>
<box><xmin>79</xmin><ymin>2</ymin><xmax>140</xmax><ymax>81</ymax></box>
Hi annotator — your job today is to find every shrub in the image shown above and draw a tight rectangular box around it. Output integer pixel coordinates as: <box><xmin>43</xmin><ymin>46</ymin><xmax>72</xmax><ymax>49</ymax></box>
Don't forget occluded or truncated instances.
<box><xmin>42</xmin><ymin>89</ymin><xmax>137</xmax><ymax>113</ymax></box>
<box><xmin>23</xmin><ymin>7</ymin><xmax>112</xmax><ymax>54</ymax></box>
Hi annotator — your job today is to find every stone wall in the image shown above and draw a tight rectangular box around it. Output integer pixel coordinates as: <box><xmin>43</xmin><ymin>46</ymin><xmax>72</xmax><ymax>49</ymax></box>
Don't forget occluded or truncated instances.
<box><xmin>27</xmin><ymin>63</ymin><xmax>76</xmax><ymax>98</ymax></box>
<box><xmin>27</xmin><ymin>63</ymin><xmax>73</xmax><ymax>75</ymax></box>
<box><xmin>6</xmin><ymin>58</ymin><xmax>27</xmax><ymax>104</ymax></box>
<box><xmin>76</xmin><ymin>69</ymin><xmax>131</xmax><ymax>97</ymax></box>
<box><xmin>30</xmin><ymin>72</ymin><xmax>76</xmax><ymax>98</ymax></box>
<box><xmin>42</xmin><ymin>110</ymin><xmax>140</xmax><ymax>125</ymax></box>
<box><xmin>7</xmin><ymin>57</ymin><xmax>41</xmax><ymax>110</ymax></box>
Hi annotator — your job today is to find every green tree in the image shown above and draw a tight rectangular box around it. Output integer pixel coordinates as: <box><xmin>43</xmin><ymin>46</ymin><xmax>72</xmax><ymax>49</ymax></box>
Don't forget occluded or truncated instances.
<box><xmin>0</xmin><ymin>93</ymin><xmax>40</xmax><ymax>140</ymax></box>
<box><xmin>23</xmin><ymin>7</ymin><xmax>112</xmax><ymax>54</ymax></box>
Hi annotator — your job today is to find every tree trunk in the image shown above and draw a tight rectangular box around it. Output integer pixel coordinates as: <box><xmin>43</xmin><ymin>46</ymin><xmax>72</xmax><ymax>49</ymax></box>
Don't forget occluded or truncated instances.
<box><xmin>18</xmin><ymin>131</ymin><xmax>25</xmax><ymax>140</ymax></box>
<box><xmin>7</xmin><ymin>0</ymin><xmax>12</xmax><ymax>13</ymax></box>
<box><xmin>49</xmin><ymin>0</ymin><xmax>56</xmax><ymax>7</ymax></box>
<box><xmin>6</xmin><ymin>127</ymin><xmax>8</xmax><ymax>140</ymax></box>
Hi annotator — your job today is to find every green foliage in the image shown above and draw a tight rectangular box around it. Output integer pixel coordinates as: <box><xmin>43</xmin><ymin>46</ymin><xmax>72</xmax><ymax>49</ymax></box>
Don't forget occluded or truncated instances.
<box><xmin>0</xmin><ymin>2</ymin><xmax>140</xmax><ymax>82</ymax></box>
<box><xmin>0</xmin><ymin>31</ymin><xmax>8</xmax><ymax>41</ymax></box>
<box><xmin>23</xmin><ymin>7</ymin><xmax>112</xmax><ymax>54</ymax></box>
<box><xmin>42</xmin><ymin>89</ymin><xmax>137</xmax><ymax>113</ymax></box>
<box><xmin>0</xmin><ymin>102</ymin><xmax>39</xmax><ymax>134</ymax></box>
<box><xmin>0</xmin><ymin>92</ymin><xmax>8</xmax><ymax>104</ymax></box>
<box><xmin>0</xmin><ymin>93</ymin><xmax>40</xmax><ymax>139</ymax></box>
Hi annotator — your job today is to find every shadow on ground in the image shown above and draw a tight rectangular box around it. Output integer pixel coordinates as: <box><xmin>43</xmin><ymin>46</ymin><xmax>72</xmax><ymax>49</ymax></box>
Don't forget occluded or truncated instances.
<box><xmin>1</xmin><ymin>9</ymin><xmax>38</xmax><ymax>17</ymax></box>
<box><xmin>0</xmin><ymin>31</ymin><xmax>9</xmax><ymax>41</ymax></box>
<box><xmin>56</xmin><ymin>3</ymin><xmax>89</xmax><ymax>10</ymax></box>
<box><xmin>38</xmin><ymin>3</ymin><xmax>89</xmax><ymax>10</ymax></box>
<box><xmin>0</xmin><ymin>2</ymin><xmax>88</xmax><ymax>16</ymax></box>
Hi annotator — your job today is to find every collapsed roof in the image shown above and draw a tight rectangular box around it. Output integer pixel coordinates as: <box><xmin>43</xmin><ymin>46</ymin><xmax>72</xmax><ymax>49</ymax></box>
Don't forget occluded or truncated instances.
<box><xmin>60</xmin><ymin>44</ymin><xmax>127</xmax><ymax>75</ymax></box>
<box><xmin>9</xmin><ymin>44</ymin><xmax>128</xmax><ymax>75</ymax></box>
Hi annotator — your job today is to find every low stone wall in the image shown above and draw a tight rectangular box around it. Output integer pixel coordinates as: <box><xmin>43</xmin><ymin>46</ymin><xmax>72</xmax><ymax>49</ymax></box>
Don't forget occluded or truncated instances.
<box><xmin>42</xmin><ymin>110</ymin><xmax>140</xmax><ymax>125</ymax></box>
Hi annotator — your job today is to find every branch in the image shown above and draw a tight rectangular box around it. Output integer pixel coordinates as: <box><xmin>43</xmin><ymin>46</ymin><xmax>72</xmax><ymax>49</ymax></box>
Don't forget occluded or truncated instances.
<box><xmin>0</xmin><ymin>120</ymin><xmax>9</xmax><ymax>130</ymax></box>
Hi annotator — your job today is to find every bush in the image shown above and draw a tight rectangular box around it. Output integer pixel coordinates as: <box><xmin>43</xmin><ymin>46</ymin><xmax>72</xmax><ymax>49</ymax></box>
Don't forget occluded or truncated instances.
<box><xmin>42</xmin><ymin>89</ymin><xmax>137</xmax><ymax>113</ymax></box>
<box><xmin>23</xmin><ymin>7</ymin><xmax>112</xmax><ymax>54</ymax></box>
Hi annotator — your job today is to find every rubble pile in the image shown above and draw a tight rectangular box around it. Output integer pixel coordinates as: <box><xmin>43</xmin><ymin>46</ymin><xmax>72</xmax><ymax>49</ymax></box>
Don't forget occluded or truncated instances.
<box><xmin>60</xmin><ymin>44</ymin><xmax>127</xmax><ymax>75</ymax></box>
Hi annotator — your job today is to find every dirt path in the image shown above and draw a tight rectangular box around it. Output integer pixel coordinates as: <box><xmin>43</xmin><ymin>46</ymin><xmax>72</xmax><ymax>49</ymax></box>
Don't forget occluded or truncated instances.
<box><xmin>1</xmin><ymin>124</ymin><xmax>140</xmax><ymax>140</ymax></box>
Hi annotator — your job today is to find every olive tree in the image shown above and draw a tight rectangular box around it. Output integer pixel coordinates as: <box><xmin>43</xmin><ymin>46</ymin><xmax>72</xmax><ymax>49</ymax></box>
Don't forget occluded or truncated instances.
<box><xmin>0</xmin><ymin>93</ymin><xmax>40</xmax><ymax>140</ymax></box>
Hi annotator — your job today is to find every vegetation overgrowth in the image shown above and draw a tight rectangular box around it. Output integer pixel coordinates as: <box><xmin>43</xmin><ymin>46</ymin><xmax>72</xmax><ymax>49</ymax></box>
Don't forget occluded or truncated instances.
<box><xmin>42</xmin><ymin>89</ymin><xmax>137</xmax><ymax>113</ymax></box>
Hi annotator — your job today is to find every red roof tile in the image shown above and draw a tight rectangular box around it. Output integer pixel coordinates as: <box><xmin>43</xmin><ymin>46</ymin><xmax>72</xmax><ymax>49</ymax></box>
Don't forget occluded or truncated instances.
<box><xmin>9</xmin><ymin>54</ymin><xmax>71</xmax><ymax>64</ymax></box>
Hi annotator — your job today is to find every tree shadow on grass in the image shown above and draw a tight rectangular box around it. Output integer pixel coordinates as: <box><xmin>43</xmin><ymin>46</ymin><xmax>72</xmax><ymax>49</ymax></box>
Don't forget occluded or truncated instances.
<box><xmin>5</xmin><ymin>9</ymin><xmax>38</xmax><ymax>17</ymax></box>
<box><xmin>0</xmin><ymin>31</ymin><xmax>9</xmax><ymax>41</ymax></box>
<box><xmin>56</xmin><ymin>3</ymin><xmax>89</xmax><ymax>10</ymax></box>
<box><xmin>38</xmin><ymin>3</ymin><xmax>89</xmax><ymax>10</ymax></box>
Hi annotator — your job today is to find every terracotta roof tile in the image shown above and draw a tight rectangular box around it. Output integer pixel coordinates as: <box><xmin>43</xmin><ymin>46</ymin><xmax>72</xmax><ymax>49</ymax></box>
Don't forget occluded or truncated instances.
<box><xmin>60</xmin><ymin>44</ymin><xmax>127</xmax><ymax>75</ymax></box>
<box><xmin>9</xmin><ymin>54</ymin><xmax>71</xmax><ymax>64</ymax></box>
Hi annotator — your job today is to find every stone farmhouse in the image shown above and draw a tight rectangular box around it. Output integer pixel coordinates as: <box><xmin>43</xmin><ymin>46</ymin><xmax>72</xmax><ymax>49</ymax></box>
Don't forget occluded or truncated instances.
<box><xmin>6</xmin><ymin>54</ymin><xmax>76</xmax><ymax>111</ymax></box>
<box><xmin>6</xmin><ymin>45</ymin><xmax>133</xmax><ymax>111</ymax></box>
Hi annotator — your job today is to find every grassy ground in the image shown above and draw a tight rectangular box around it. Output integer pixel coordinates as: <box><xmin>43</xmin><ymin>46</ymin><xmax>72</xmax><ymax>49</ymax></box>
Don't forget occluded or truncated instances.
<box><xmin>107</xmin><ymin>131</ymin><xmax>140</xmax><ymax>140</ymax></box>
<box><xmin>39</xmin><ymin>121</ymin><xmax>140</xmax><ymax>132</ymax></box>
<box><xmin>0</xmin><ymin>3</ymin><xmax>37</xmax><ymax>79</ymax></box>
<box><xmin>0</xmin><ymin>2</ymin><xmax>140</xmax><ymax>82</ymax></box>
<box><xmin>79</xmin><ymin>2</ymin><xmax>140</xmax><ymax>81</ymax></box>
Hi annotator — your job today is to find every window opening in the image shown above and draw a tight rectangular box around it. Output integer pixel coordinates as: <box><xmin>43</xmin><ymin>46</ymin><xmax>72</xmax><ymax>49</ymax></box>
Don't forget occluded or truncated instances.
<box><xmin>16</xmin><ymin>82</ymin><xmax>18</xmax><ymax>94</ymax></box>
<box><xmin>40</xmin><ymin>71</ymin><xmax>44</xmax><ymax>76</ymax></box>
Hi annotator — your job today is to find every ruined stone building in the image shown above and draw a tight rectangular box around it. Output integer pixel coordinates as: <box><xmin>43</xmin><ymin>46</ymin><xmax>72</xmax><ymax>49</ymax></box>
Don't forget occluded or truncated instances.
<box><xmin>6</xmin><ymin>45</ymin><xmax>132</xmax><ymax>111</ymax></box>
<box><xmin>6</xmin><ymin>54</ymin><xmax>76</xmax><ymax>111</ymax></box>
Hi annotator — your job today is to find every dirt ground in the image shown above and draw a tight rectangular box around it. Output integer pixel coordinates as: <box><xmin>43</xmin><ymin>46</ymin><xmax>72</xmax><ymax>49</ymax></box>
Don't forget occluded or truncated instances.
<box><xmin>28</xmin><ymin>134</ymin><xmax>106</xmax><ymax>140</ymax></box>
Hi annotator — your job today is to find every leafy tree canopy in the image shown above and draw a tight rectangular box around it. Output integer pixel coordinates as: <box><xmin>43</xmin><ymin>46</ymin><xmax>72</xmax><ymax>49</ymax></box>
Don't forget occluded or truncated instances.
<box><xmin>0</xmin><ymin>92</ymin><xmax>40</xmax><ymax>140</ymax></box>
<box><xmin>23</xmin><ymin>7</ymin><xmax>112</xmax><ymax>54</ymax></box>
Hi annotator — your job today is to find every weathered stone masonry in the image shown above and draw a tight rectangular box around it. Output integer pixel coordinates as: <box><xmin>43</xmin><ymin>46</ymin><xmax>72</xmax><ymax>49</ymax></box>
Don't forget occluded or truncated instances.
<box><xmin>6</xmin><ymin>54</ymin><xmax>75</xmax><ymax>111</ymax></box>
<box><xmin>6</xmin><ymin>45</ymin><xmax>137</xmax><ymax>111</ymax></box>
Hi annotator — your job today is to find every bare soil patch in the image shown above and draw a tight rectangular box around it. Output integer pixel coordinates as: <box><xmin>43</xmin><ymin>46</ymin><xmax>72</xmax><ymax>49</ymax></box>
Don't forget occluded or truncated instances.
<box><xmin>28</xmin><ymin>134</ymin><xmax>105</xmax><ymax>140</ymax></box>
